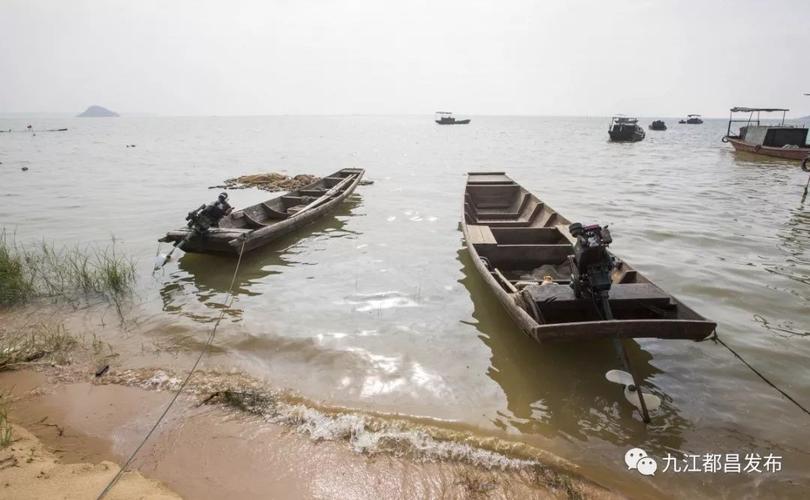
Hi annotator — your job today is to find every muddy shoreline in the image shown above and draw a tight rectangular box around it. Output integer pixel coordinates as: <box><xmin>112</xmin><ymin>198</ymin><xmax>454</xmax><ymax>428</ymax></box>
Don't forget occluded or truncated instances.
<box><xmin>0</xmin><ymin>367</ymin><xmax>624</xmax><ymax>499</ymax></box>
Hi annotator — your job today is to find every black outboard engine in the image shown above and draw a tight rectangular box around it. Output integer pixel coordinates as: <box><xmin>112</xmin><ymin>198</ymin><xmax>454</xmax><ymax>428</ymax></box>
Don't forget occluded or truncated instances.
<box><xmin>185</xmin><ymin>192</ymin><xmax>233</xmax><ymax>234</ymax></box>
<box><xmin>569</xmin><ymin>222</ymin><xmax>614</xmax><ymax>299</ymax></box>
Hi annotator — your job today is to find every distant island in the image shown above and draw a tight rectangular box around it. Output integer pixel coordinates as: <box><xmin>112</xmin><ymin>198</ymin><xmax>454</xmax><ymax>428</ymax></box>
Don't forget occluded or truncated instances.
<box><xmin>77</xmin><ymin>105</ymin><xmax>119</xmax><ymax>117</ymax></box>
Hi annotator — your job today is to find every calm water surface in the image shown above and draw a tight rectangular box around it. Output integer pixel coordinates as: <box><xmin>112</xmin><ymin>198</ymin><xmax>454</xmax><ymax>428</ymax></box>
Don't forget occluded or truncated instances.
<box><xmin>1</xmin><ymin>115</ymin><xmax>809</xmax><ymax>497</ymax></box>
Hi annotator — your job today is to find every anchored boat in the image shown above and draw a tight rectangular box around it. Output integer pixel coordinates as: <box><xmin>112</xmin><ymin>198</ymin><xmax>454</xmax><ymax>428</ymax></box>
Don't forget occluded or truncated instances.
<box><xmin>159</xmin><ymin>168</ymin><xmax>364</xmax><ymax>255</ymax></box>
<box><xmin>462</xmin><ymin>172</ymin><xmax>715</xmax><ymax>343</ymax></box>
<box><xmin>608</xmin><ymin>116</ymin><xmax>645</xmax><ymax>142</ymax></box>
<box><xmin>722</xmin><ymin>107</ymin><xmax>810</xmax><ymax>161</ymax></box>
<box><xmin>649</xmin><ymin>120</ymin><xmax>667</xmax><ymax>131</ymax></box>
<box><xmin>435</xmin><ymin>111</ymin><xmax>471</xmax><ymax>125</ymax></box>
<box><xmin>684</xmin><ymin>114</ymin><xmax>703</xmax><ymax>124</ymax></box>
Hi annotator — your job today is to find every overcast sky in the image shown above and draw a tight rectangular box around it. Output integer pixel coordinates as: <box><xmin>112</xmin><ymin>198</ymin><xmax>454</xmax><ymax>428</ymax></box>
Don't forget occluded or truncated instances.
<box><xmin>2</xmin><ymin>0</ymin><xmax>809</xmax><ymax>117</ymax></box>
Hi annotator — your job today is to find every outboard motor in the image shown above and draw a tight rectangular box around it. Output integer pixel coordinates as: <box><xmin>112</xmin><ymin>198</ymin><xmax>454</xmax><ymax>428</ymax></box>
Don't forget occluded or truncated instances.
<box><xmin>185</xmin><ymin>192</ymin><xmax>233</xmax><ymax>233</ymax></box>
<box><xmin>569</xmin><ymin>222</ymin><xmax>614</xmax><ymax>299</ymax></box>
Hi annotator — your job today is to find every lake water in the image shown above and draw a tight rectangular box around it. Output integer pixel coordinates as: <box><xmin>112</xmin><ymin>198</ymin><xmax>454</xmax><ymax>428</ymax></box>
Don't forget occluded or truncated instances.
<box><xmin>1</xmin><ymin>115</ymin><xmax>809</xmax><ymax>497</ymax></box>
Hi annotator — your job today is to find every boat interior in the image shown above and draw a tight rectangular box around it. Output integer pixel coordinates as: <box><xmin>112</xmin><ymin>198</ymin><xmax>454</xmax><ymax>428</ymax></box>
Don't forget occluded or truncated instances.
<box><xmin>464</xmin><ymin>172</ymin><xmax>694</xmax><ymax>323</ymax></box>
<box><xmin>222</xmin><ymin>169</ymin><xmax>358</xmax><ymax>229</ymax></box>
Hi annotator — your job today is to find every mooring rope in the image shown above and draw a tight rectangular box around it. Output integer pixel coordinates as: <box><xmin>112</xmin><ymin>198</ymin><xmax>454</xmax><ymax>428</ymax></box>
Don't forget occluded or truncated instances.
<box><xmin>96</xmin><ymin>238</ymin><xmax>248</xmax><ymax>500</ymax></box>
<box><xmin>709</xmin><ymin>330</ymin><xmax>810</xmax><ymax>417</ymax></box>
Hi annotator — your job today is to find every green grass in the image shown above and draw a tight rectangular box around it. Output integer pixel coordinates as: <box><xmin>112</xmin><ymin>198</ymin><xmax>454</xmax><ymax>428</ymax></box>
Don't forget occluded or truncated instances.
<box><xmin>0</xmin><ymin>403</ymin><xmax>11</xmax><ymax>448</ymax></box>
<box><xmin>0</xmin><ymin>232</ymin><xmax>136</xmax><ymax>305</ymax></box>
<box><xmin>0</xmin><ymin>233</ymin><xmax>34</xmax><ymax>305</ymax></box>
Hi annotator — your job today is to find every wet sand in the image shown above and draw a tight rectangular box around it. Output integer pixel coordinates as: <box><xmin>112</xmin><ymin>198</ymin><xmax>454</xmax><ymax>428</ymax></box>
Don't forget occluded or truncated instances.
<box><xmin>0</xmin><ymin>421</ymin><xmax>179</xmax><ymax>500</ymax></box>
<box><xmin>1</xmin><ymin>370</ymin><xmax>621</xmax><ymax>499</ymax></box>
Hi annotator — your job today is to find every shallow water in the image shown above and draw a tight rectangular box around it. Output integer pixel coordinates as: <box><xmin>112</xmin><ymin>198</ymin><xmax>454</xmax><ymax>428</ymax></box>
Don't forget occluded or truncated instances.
<box><xmin>2</xmin><ymin>115</ymin><xmax>809</xmax><ymax>497</ymax></box>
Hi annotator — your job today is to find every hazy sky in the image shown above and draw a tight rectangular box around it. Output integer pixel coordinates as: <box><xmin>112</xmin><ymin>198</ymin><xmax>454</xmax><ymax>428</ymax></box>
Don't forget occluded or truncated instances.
<box><xmin>2</xmin><ymin>0</ymin><xmax>809</xmax><ymax>117</ymax></box>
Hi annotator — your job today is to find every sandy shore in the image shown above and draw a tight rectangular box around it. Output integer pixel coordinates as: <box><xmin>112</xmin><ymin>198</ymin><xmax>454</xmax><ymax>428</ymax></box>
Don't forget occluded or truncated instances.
<box><xmin>0</xmin><ymin>369</ymin><xmax>624</xmax><ymax>499</ymax></box>
<box><xmin>0</xmin><ymin>422</ymin><xmax>179</xmax><ymax>500</ymax></box>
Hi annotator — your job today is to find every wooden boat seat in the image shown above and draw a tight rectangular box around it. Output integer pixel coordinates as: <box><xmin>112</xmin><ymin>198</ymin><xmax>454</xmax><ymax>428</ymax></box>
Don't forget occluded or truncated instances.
<box><xmin>238</xmin><ymin>210</ymin><xmax>269</xmax><ymax>228</ymax></box>
<box><xmin>299</xmin><ymin>189</ymin><xmax>327</xmax><ymax>196</ymax></box>
<box><xmin>466</xmin><ymin>225</ymin><xmax>497</xmax><ymax>245</ymax></box>
<box><xmin>475</xmin><ymin>203</ymin><xmax>544</xmax><ymax>227</ymax></box>
<box><xmin>281</xmin><ymin>195</ymin><xmax>309</xmax><ymax>205</ymax></box>
<box><xmin>474</xmin><ymin>194</ymin><xmax>532</xmax><ymax>219</ymax></box>
<box><xmin>477</xmin><ymin>244</ymin><xmax>572</xmax><ymax>265</ymax></box>
<box><xmin>261</xmin><ymin>203</ymin><xmax>289</xmax><ymax>220</ymax></box>
<box><xmin>287</xmin><ymin>204</ymin><xmax>308</xmax><ymax>215</ymax></box>
<box><xmin>526</xmin><ymin>283</ymin><xmax>673</xmax><ymax>309</ymax></box>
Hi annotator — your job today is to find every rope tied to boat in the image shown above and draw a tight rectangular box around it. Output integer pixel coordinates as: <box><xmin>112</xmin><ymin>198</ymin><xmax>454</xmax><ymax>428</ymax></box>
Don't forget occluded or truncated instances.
<box><xmin>705</xmin><ymin>329</ymin><xmax>810</xmax><ymax>418</ymax></box>
<box><xmin>96</xmin><ymin>238</ymin><xmax>248</xmax><ymax>500</ymax></box>
<box><xmin>801</xmin><ymin>157</ymin><xmax>810</xmax><ymax>202</ymax></box>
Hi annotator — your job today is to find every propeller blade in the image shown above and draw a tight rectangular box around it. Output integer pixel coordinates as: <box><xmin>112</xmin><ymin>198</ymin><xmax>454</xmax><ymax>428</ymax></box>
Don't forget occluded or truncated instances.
<box><xmin>606</xmin><ymin>369</ymin><xmax>634</xmax><ymax>386</ymax></box>
<box><xmin>153</xmin><ymin>254</ymin><xmax>169</xmax><ymax>270</ymax></box>
<box><xmin>624</xmin><ymin>385</ymin><xmax>662</xmax><ymax>412</ymax></box>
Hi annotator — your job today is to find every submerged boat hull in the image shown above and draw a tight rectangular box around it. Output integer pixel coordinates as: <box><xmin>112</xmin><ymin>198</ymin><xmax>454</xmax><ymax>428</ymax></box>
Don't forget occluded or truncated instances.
<box><xmin>160</xmin><ymin>168</ymin><xmax>364</xmax><ymax>255</ymax></box>
<box><xmin>726</xmin><ymin>138</ymin><xmax>810</xmax><ymax>161</ymax></box>
<box><xmin>462</xmin><ymin>172</ymin><xmax>715</xmax><ymax>343</ymax></box>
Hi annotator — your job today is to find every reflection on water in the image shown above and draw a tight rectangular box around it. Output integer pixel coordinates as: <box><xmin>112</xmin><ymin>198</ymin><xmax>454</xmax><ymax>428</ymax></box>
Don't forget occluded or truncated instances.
<box><xmin>158</xmin><ymin>196</ymin><xmax>362</xmax><ymax>322</ymax></box>
<box><xmin>457</xmin><ymin>247</ymin><xmax>688</xmax><ymax>454</ymax></box>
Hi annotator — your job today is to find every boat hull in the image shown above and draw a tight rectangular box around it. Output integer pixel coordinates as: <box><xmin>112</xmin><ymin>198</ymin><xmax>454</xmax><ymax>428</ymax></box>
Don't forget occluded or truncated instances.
<box><xmin>462</xmin><ymin>172</ymin><xmax>715</xmax><ymax>343</ymax></box>
<box><xmin>436</xmin><ymin>119</ymin><xmax>471</xmax><ymax>125</ymax></box>
<box><xmin>160</xmin><ymin>168</ymin><xmax>364</xmax><ymax>255</ymax></box>
<box><xmin>609</xmin><ymin>124</ymin><xmax>645</xmax><ymax>142</ymax></box>
<box><xmin>726</xmin><ymin>138</ymin><xmax>810</xmax><ymax>161</ymax></box>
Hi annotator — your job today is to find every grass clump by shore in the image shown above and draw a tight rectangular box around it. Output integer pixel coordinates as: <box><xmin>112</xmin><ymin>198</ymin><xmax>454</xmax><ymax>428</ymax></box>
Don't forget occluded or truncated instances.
<box><xmin>0</xmin><ymin>393</ymin><xmax>12</xmax><ymax>448</ymax></box>
<box><xmin>0</xmin><ymin>323</ymin><xmax>79</xmax><ymax>371</ymax></box>
<box><xmin>0</xmin><ymin>232</ymin><xmax>136</xmax><ymax>306</ymax></box>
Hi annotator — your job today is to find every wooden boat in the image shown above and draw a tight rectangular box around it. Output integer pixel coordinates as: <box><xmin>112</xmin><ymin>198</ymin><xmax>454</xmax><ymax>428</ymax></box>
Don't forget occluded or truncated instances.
<box><xmin>462</xmin><ymin>172</ymin><xmax>716</xmax><ymax>342</ymax></box>
<box><xmin>722</xmin><ymin>107</ymin><xmax>810</xmax><ymax>161</ymax></box>
<box><xmin>160</xmin><ymin>168</ymin><xmax>364</xmax><ymax>255</ymax></box>
<box><xmin>608</xmin><ymin>116</ymin><xmax>645</xmax><ymax>142</ymax></box>
<box><xmin>435</xmin><ymin>111</ymin><xmax>471</xmax><ymax>125</ymax></box>
<box><xmin>648</xmin><ymin>120</ymin><xmax>667</xmax><ymax>131</ymax></box>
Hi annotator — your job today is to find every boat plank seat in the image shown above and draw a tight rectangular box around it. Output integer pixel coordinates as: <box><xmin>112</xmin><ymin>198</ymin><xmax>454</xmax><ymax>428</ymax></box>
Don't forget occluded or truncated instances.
<box><xmin>237</xmin><ymin>209</ymin><xmax>268</xmax><ymax>228</ymax></box>
<box><xmin>526</xmin><ymin>283</ymin><xmax>672</xmax><ymax>307</ymax></box>
<box><xmin>490</xmin><ymin>227</ymin><xmax>568</xmax><ymax>245</ymax></box>
<box><xmin>299</xmin><ymin>189</ymin><xmax>327</xmax><ymax>196</ymax></box>
<box><xmin>477</xmin><ymin>244</ymin><xmax>572</xmax><ymax>264</ymax></box>
<box><xmin>474</xmin><ymin>194</ymin><xmax>533</xmax><ymax>219</ymax></box>
<box><xmin>466</xmin><ymin>185</ymin><xmax>521</xmax><ymax>209</ymax></box>
<box><xmin>287</xmin><ymin>204</ymin><xmax>309</xmax><ymax>215</ymax></box>
<box><xmin>281</xmin><ymin>195</ymin><xmax>309</xmax><ymax>205</ymax></box>
<box><xmin>466</xmin><ymin>225</ymin><xmax>497</xmax><ymax>246</ymax></box>
<box><xmin>261</xmin><ymin>203</ymin><xmax>290</xmax><ymax>220</ymax></box>
<box><xmin>466</xmin><ymin>172</ymin><xmax>515</xmax><ymax>185</ymax></box>
<box><xmin>475</xmin><ymin>202</ymin><xmax>543</xmax><ymax>227</ymax></box>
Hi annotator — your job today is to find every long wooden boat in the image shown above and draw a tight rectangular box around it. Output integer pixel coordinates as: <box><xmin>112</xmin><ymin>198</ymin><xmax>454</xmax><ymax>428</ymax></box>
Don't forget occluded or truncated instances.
<box><xmin>160</xmin><ymin>168</ymin><xmax>364</xmax><ymax>255</ymax></box>
<box><xmin>723</xmin><ymin>107</ymin><xmax>810</xmax><ymax>161</ymax></box>
<box><xmin>462</xmin><ymin>172</ymin><xmax>715</xmax><ymax>342</ymax></box>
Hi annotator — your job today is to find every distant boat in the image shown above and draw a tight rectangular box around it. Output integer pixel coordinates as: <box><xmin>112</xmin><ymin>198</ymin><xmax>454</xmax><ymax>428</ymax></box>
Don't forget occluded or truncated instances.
<box><xmin>649</xmin><ymin>120</ymin><xmax>667</xmax><ymax>131</ymax></box>
<box><xmin>435</xmin><ymin>111</ymin><xmax>471</xmax><ymax>125</ymax></box>
<box><xmin>608</xmin><ymin>116</ymin><xmax>645</xmax><ymax>142</ymax></box>
<box><xmin>722</xmin><ymin>107</ymin><xmax>810</xmax><ymax>161</ymax></box>
<box><xmin>684</xmin><ymin>114</ymin><xmax>703</xmax><ymax>124</ymax></box>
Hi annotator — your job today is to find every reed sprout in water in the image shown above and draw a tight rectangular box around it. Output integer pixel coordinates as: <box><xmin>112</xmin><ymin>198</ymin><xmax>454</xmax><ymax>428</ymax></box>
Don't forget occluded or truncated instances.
<box><xmin>0</xmin><ymin>231</ymin><xmax>136</xmax><ymax>305</ymax></box>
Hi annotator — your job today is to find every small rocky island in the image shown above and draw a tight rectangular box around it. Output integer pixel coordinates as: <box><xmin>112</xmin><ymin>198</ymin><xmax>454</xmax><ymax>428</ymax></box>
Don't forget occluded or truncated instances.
<box><xmin>77</xmin><ymin>105</ymin><xmax>119</xmax><ymax>117</ymax></box>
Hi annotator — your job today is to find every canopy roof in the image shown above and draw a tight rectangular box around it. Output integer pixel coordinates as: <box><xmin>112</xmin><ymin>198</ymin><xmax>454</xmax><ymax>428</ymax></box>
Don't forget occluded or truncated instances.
<box><xmin>730</xmin><ymin>107</ymin><xmax>789</xmax><ymax>113</ymax></box>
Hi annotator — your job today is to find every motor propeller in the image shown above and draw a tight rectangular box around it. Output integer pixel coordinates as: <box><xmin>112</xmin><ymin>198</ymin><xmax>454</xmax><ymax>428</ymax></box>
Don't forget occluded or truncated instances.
<box><xmin>605</xmin><ymin>369</ymin><xmax>662</xmax><ymax>413</ymax></box>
